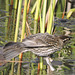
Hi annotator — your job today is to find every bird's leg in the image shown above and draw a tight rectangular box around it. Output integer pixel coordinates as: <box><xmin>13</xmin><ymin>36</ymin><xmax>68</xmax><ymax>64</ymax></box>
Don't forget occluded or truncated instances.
<box><xmin>45</xmin><ymin>57</ymin><xmax>55</xmax><ymax>71</ymax></box>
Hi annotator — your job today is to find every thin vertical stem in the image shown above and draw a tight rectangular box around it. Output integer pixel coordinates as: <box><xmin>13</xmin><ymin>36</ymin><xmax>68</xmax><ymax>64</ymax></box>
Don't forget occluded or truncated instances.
<box><xmin>17</xmin><ymin>0</ymin><xmax>27</xmax><ymax>75</ymax></box>
<box><xmin>12</xmin><ymin>0</ymin><xmax>22</xmax><ymax>75</ymax></box>
<box><xmin>40</xmin><ymin>57</ymin><xmax>43</xmax><ymax>70</ymax></box>
<box><xmin>21</xmin><ymin>0</ymin><xmax>27</xmax><ymax>41</ymax></box>
<box><xmin>41</xmin><ymin>0</ymin><xmax>47</xmax><ymax>33</ymax></box>
<box><xmin>5</xmin><ymin>0</ymin><xmax>9</xmax><ymax>39</ymax></box>
<box><xmin>12</xmin><ymin>0</ymin><xmax>18</xmax><ymax>39</ymax></box>
<box><xmin>34</xmin><ymin>0</ymin><xmax>41</xmax><ymax>34</ymax></box>
<box><xmin>27</xmin><ymin>0</ymin><xmax>31</xmax><ymax>13</ymax></box>
<box><xmin>9</xmin><ymin>58</ymin><xmax>15</xmax><ymax>75</ymax></box>
<box><xmin>40</xmin><ymin>0</ymin><xmax>47</xmax><ymax>70</ymax></box>
<box><xmin>31</xmin><ymin>1</ymin><xmax>37</xmax><ymax>14</ymax></box>
<box><xmin>47</xmin><ymin>0</ymin><xmax>56</xmax><ymax>34</ymax></box>
<box><xmin>35</xmin><ymin>0</ymin><xmax>41</xmax><ymax>20</ymax></box>
<box><xmin>14</xmin><ymin>0</ymin><xmax>22</xmax><ymax>42</ymax></box>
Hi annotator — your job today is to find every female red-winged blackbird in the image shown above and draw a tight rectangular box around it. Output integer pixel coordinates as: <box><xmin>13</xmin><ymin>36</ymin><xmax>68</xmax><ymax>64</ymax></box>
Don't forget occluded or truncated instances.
<box><xmin>0</xmin><ymin>33</ymin><xmax>71</xmax><ymax>71</ymax></box>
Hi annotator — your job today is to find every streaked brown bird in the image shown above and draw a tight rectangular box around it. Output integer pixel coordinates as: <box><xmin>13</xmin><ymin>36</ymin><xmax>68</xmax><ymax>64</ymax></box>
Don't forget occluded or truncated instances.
<box><xmin>0</xmin><ymin>33</ymin><xmax>71</xmax><ymax>71</ymax></box>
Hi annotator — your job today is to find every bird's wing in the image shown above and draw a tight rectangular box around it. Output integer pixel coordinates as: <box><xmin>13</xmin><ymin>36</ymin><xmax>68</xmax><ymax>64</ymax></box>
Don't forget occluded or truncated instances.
<box><xmin>22</xmin><ymin>33</ymin><xmax>58</xmax><ymax>47</ymax></box>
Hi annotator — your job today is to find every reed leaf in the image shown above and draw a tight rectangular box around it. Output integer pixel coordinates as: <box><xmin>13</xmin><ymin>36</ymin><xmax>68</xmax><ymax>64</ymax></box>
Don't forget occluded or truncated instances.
<box><xmin>31</xmin><ymin>1</ymin><xmax>37</xmax><ymax>14</ymax></box>
<box><xmin>67</xmin><ymin>8</ymin><xmax>75</xmax><ymax>19</ymax></box>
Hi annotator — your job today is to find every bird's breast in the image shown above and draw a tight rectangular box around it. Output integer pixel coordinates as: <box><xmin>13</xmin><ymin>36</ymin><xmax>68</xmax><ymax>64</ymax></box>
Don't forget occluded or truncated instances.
<box><xmin>28</xmin><ymin>46</ymin><xmax>62</xmax><ymax>56</ymax></box>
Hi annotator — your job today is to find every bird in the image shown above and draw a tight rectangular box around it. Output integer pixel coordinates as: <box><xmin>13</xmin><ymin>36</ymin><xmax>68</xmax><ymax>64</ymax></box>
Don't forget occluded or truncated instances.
<box><xmin>0</xmin><ymin>33</ymin><xmax>71</xmax><ymax>71</ymax></box>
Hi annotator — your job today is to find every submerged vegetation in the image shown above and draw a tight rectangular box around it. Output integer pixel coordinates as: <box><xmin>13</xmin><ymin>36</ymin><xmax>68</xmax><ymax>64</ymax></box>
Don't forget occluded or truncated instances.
<box><xmin>0</xmin><ymin>0</ymin><xmax>75</xmax><ymax>75</ymax></box>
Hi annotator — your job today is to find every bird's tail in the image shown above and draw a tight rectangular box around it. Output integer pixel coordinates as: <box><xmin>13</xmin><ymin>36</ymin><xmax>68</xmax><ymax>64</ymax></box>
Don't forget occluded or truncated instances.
<box><xmin>0</xmin><ymin>47</ymin><xmax>6</xmax><ymax>66</ymax></box>
<box><xmin>3</xmin><ymin>42</ymin><xmax>26</xmax><ymax>60</ymax></box>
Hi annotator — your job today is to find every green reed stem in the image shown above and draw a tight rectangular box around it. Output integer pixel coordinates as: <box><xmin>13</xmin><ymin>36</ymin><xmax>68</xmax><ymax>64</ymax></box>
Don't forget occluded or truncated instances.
<box><xmin>34</xmin><ymin>21</ymin><xmax>38</xmax><ymax>34</ymax></box>
<box><xmin>5</xmin><ymin>0</ymin><xmax>9</xmax><ymax>39</ymax></box>
<box><xmin>40</xmin><ymin>57</ymin><xmax>43</xmax><ymax>70</ymax></box>
<box><xmin>9</xmin><ymin>58</ymin><xmax>15</xmax><ymax>75</ymax></box>
<box><xmin>47</xmin><ymin>0</ymin><xmax>55</xmax><ymax>34</ymax></box>
<box><xmin>32</xmin><ymin>0</ymin><xmax>41</xmax><ymax>69</ymax></box>
<box><xmin>31</xmin><ymin>68</ymin><xmax>35</xmax><ymax>75</ymax></box>
<box><xmin>14</xmin><ymin>0</ymin><xmax>22</xmax><ymax>42</ymax></box>
<box><xmin>41</xmin><ymin>0</ymin><xmax>47</xmax><ymax>33</ymax></box>
<box><xmin>31</xmin><ymin>1</ymin><xmax>37</xmax><ymax>14</ymax></box>
<box><xmin>1</xmin><ymin>71</ymin><xmax>3</xmax><ymax>75</ymax></box>
<box><xmin>12</xmin><ymin>0</ymin><xmax>18</xmax><ymax>39</ymax></box>
<box><xmin>40</xmin><ymin>13</ymin><xmax>42</xmax><ymax>32</ymax></box>
<box><xmin>9</xmin><ymin>0</ymin><xmax>19</xmax><ymax>75</ymax></box>
<box><xmin>4</xmin><ymin>69</ymin><xmax>6</xmax><ymax>75</ymax></box>
<box><xmin>56</xmin><ymin>0</ymin><xmax>65</xmax><ymax>18</ymax></box>
<box><xmin>21</xmin><ymin>0</ymin><xmax>27</xmax><ymax>41</ymax></box>
<box><xmin>11</xmin><ymin>0</ymin><xmax>22</xmax><ymax>75</ymax></box>
<box><xmin>39</xmin><ymin>0</ymin><xmax>47</xmax><ymax>70</ymax></box>
<box><xmin>34</xmin><ymin>0</ymin><xmax>41</xmax><ymax>34</ymax></box>
<box><xmin>35</xmin><ymin>0</ymin><xmax>41</xmax><ymax>20</ymax></box>
<box><xmin>17</xmin><ymin>0</ymin><xmax>27</xmax><ymax>75</ymax></box>
<box><xmin>61</xmin><ymin>0</ymin><xmax>66</xmax><ymax>11</ymax></box>
<box><xmin>14</xmin><ymin>0</ymin><xmax>18</xmax><ymax>9</ymax></box>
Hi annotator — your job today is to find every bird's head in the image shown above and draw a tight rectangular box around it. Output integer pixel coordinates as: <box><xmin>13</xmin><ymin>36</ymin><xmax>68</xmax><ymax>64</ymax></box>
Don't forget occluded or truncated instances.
<box><xmin>59</xmin><ymin>35</ymin><xmax>72</xmax><ymax>44</ymax></box>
